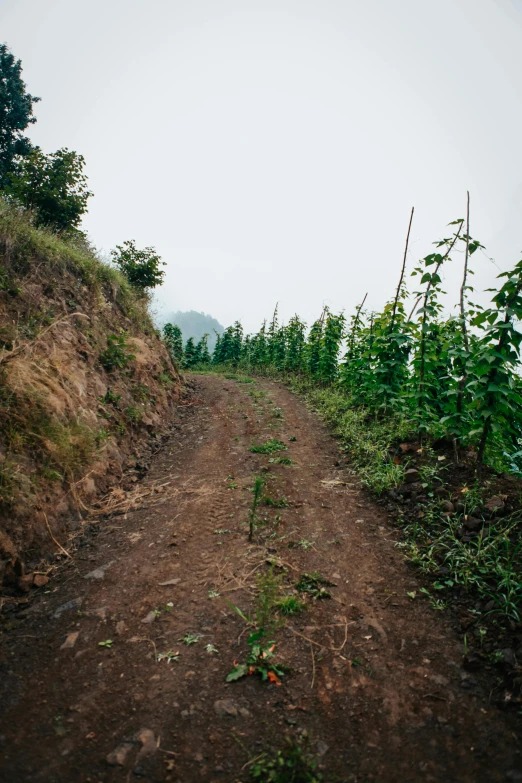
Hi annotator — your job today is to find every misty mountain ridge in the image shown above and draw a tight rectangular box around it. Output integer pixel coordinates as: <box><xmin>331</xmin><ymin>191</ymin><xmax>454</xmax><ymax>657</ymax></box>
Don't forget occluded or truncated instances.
<box><xmin>162</xmin><ymin>310</ymin><xmax>224</xmax><ymax>350</ymax></box>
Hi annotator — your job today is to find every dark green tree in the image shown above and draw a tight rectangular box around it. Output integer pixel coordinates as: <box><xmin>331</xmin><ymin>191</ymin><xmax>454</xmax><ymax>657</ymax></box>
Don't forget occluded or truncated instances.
<box><xmin>195</xmin><ymin>333</ymin><xmax>211</xmax><ymax>364</ymax></box>
<box><xmin>7</xmin><ymin>147</ymin><xmax>92</xmax><ymax>231</ymax></box>
<box><xmin>163</xmin><ymin>323</ymin><xmax>184</xmax><ymax>364</ymax></box>
<box><xmin>183</xmin><ymin>337</ymin><xmax>198</xmax><ymax>368</ymax></box>
<box><xmin>111</xmin><ymin>240</ymin><xmax>165</xmax><ymax>293</ymax></box>
<box><xmin>0</xmin><ymin>44</ymin><xmax>40</xmax><ymax>188</ymax></box>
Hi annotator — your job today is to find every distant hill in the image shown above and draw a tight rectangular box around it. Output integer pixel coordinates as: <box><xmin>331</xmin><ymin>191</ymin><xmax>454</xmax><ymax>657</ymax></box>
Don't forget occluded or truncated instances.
<box><xmin>163</xmin><ymin>310</ymin><xmax>224</xmax><ymax>351</ymax></box>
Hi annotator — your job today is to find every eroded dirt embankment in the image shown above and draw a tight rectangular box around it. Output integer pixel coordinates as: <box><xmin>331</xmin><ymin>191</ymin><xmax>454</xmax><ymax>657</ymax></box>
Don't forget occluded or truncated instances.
<box><xmin>0</xmin><ymin>374</ymin><xmax>520</xmax><ymax>783</ymax></box>
<box><xmin>0</xmin><ymin>207</ymin><xmax>181</xmax><ymax>586</ymax></box>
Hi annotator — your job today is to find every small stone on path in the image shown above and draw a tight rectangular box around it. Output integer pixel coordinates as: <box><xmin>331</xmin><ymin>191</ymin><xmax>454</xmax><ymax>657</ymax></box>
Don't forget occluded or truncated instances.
<box><xmin>60</xmin><ymin>632</ymin><xmax>79</xmax><ymax>649</ymax></box>
<box><xmin>106</xmin><ymin>742</ymin><xmax>134</xmax><ymax>766</ymax></box>
<box><xmin>84</xmin><ymin>561</ymin><xmax>115</xmax><ymax>580</ymax></box>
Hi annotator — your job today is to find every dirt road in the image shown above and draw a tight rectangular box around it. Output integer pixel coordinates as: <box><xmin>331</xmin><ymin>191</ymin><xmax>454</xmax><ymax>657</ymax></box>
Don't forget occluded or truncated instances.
<box><xmin>1</xmin><ymin>374</ymin><xmax>520</xmax><ymax>782</ymax></box>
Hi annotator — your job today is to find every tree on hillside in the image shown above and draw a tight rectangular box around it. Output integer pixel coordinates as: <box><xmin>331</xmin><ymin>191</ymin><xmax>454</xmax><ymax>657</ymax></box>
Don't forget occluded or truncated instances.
<box><xmin>183</xmin><ymin>337</ymin><xmax>198</xmax><ymax>368</ymax></box>
<box><xmin>195</xmin><ymin>333</ymin><xmax>211</xmax><ymax>364</ymax></box>
<box><xmin>111</xmin><ymin>240</ymin><xmax>165</xmax><ymax>294</ymax></box>
<box><xmin>163</xmin><ymin>323</ymin><xmax>184</xmax><ymax>364</ymax></box>
<box><xmin>6</xmin><ymin>147</ymin><xmax>92</xmax><ymax>231</ymax></box>
<box><xmin>0</xmin><ymin>44</ymin><xmax>40</xmax><ymax>188</ymax></box>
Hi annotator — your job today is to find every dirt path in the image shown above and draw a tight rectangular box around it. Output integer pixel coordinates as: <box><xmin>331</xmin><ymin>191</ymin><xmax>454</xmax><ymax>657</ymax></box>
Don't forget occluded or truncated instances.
<box><xmin>1</xmin><ymin>374</ymin><xmax>520</xmax><ymax>783</ymax></box>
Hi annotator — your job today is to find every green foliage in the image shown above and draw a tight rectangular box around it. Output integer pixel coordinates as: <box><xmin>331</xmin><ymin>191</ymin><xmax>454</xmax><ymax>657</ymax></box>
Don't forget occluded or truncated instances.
<box><xmin>208</xmin><ymin>212</ymin><xmax>522</xmax><ymax>478</ymax></box>
<box><xmin>255</xmin><ymin>567</ymin><xmax>283</xmax><ymax>630</ymax></box>
<box><xmin>249</xmin><ymin>475</ymin><xmax>265</xmax><ymax>541</ymax></box>
<box><xmin>0</xmin><ymin>44</ymin><xmax>40</xmax><ymax>188</ymax></box>
<box><xmin>250</xmin><ymin>739</ymin><xmax>322</xmax><ymax>783</ymax></box>
<box><xmin>250</xmin><ymin>439</ymin><xmax>287</xmax><ymax>454</ymax></box>
<box><xmin>99</xmin><ymin>334</ymin><xmax>136</xmax><ymax>371</ymax></box>
<box><xmin>226</xmin><ymin>629</ymin><xmax>286</xmax><ymax>684</ymax></box>
<box><xmin>110</xmin><ymin>239</ymin><xmax>165</xmax><ymax>293</ymax></box>
<box><xmin>6</xmin><ymin>147</ymin><xmax>92</xmax><ymax>231</ymax></box>
<box><xmin>213</xmin><ymin>321</ymin><xmax>243</xmax><ymax>366</ymax></box>
<box><xmin>275</xmin><ymin>595</ymin><xmax>306</xmax><ymax>615</ymax></box>
<box><xmin>295</xmin><ymin>572</ymin><xmax>334</xmax><ymax>600</ymax></box>
<box><xmin>183</xmin><ymin>336</ymin><xmax>198</xmax><ymax>368</ymax></box>
<box><xmin>163</xmin><ymin>322</ymin><xmax>184</xmax><ymax>364</ymax></box>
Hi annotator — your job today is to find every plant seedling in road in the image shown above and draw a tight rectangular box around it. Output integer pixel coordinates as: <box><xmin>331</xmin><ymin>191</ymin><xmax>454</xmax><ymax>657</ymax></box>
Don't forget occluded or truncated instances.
<box><xmin>275</xmin><ymin>595</ymin><xmax>306</xmax><ymax>615</ymax></box>
<box><xmin>249</xmin><ymin>475</ymin><xmax>265</xmax><ymax>541</ymax></box>
<box><xmin>179</xmin><ymin>633</ymin><xmax>200</xmax><ymax>645</ymax></box>
<box><xmin>250</xmin><ymin>738</ymin><xmax>322</xmax><ymax>782</ymax></box>
<box><xmin>157</xmin><ymin>650</ymin><xmax>180</xmax><ymax>663</ymax></box>
<box><xmin>226</xmin><ymin>630</ymin><xmax>286</xmax><ymax>685</ymax></box>
<box><xmin>98</xmin><ymin>639</ymin><xmax>113</xmax><ymax>648</ymax></box>
<box><xmin>250</xmin><ymin>439</ymin><xmax>287</xmax><ymax>454</ymax></box>
<box><xmin>264</xmin><ymin>495</ymin><xmax>290</xmax><ymax>508</ymax></box>
<box><xmin>296</xmin><ymin>572</ymin><xmax>335</xmax><ymax>599</ymax></box>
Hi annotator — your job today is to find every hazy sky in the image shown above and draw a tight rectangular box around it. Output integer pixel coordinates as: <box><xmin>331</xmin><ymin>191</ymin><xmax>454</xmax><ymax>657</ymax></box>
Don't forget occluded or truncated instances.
<box><xmin>1</xmin><ymin>0</ymin><xmax>522</xmax><ymax>331</ymax></box>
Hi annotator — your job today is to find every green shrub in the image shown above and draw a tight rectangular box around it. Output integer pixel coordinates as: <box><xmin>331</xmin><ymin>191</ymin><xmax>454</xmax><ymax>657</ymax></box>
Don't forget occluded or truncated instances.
<box><xmin>99</xmin><ymin>334</ymin><xmax>135</xmax><ymax>371</ymax></box>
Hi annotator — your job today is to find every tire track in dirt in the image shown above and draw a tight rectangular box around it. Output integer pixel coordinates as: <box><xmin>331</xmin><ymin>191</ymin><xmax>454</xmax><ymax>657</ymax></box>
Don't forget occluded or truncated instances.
<box><xmin>0</xmin><ymin>374</ymin><xmax>520</xmax><ymax>782</ymax></box>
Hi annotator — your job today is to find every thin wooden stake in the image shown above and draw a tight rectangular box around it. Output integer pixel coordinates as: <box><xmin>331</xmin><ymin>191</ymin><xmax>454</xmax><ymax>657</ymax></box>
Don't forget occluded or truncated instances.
<box><xmin>390</xmin><ymin>206</ymin><xmax>414</xmax><ymax>331</ymax></box>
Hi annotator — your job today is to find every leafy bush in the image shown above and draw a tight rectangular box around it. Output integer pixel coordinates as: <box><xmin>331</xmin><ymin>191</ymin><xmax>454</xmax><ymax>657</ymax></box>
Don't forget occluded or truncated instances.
<box><xmin>110</xmin><ymin>239</ymin><xmax>165</xmax><ymax>293</ymax></box>
<box><xmin>99</xmin><ymin>334</ymin><xmax>135</xmax><ymax>371</ymax></box>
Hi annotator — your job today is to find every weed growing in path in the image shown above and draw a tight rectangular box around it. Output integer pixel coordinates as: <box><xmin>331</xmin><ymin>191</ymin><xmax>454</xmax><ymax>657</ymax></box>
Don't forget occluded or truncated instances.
<box><xmin>249</xmin><ymin>475</ymin><xmax>265</xmax><ymax>541</ymax></box>
<box><xmin>296</xmin><ymin>572</ymin><xmax>335</xmax><ymax>600</ymax></box>
<box><xmin>157</xmin><ymin>650</ymin><xmax>180</xmax><ymax>663</ymax></box>
<box><xmin>226</xmin><ymin>630</ymin><xmax>286</xmax><ymax>685</ymax></box>
<box><xmin>249</xmin><ymin>738</ymin><xmax>322</xmax><ymax>782</ymax></box>
<box><xmin>255</xmin><ymin>567</ymin><xmax>283</xmax><ymax>631</ymax></box>
<box><xmin>251</xmin><ymin>439</ymin><xmax>287</xmax><ymax>454</ymax></box>
<box><xmin>275</xmin><ymin>595</ymin><xmax>306</xmax><ymax>615</ymax></box>
<box><xmin>264</xmin><ymin>495</ymin><xmax>290</xmax><ymax>508</ymax></box>
<box><xmin>179</xmin><ymin>633</ymin><xmax>200</xmax><ymax>645</ymax></box>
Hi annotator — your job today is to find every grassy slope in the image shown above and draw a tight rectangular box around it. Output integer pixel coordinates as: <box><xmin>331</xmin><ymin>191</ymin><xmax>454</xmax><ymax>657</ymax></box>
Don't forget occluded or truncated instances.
<box><xmin>0</xmin><ymin>201</ymin><xmax>180</xmax><ymax>581</ymax></box>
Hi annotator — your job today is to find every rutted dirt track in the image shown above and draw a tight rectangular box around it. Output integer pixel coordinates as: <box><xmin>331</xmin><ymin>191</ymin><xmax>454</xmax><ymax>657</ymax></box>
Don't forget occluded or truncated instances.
<box><xmin>1</xmin><ymin>374</ymin><xmax>521</xmax><ymax>782</ymax></box>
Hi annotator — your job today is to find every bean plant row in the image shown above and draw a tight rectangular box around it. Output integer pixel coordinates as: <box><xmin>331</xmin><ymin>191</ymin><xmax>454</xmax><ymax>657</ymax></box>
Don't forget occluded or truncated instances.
<box><xmin>165</xmin><ymin>203</ymin><xmax>522</xmax><ymax>477</ymax></box>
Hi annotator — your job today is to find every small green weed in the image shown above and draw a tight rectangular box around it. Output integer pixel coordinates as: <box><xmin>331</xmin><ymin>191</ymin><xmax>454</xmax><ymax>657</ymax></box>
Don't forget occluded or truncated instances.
<box><xmin>99</xmin><ymin>388</ymin><xmax>121</xmax><ymax>406</ymax></box>
<box><xmin>264</xmin><ymin>495</ymin><xmax>290</xmax><ymax>508</ymax></box>
<box><xmin>98</xmin><ymin>639</ymin><xmax>113</xmax><ymax>648</ymax></box>
<box><xmin>256</xmin><ymin>567</ymin><xmax>283</xmax><ymax>630</ymax></box>
<box><xmin>125</xmin><ymin>406</ymin><xmax>142</xmax><ymax>422</ymax></box>
<box><xmin>249</xmin><ymin>475</ymin><xmax>265</xmax><ymax>541</ymax></box>
<box><xmin>179</xmin><ymin>633</ymin><xmax>200</xmax><ymax>645</ymax></box>
<box><xmin>268</xmin><ymin>457</ymin><xmax>293</xmax><ymax>465</ymax></box>
<box><xmin>275</xmin><ymin>595</ymin><xmax>306</xmax><ymax>615</ymax></box>
<box><xmin>99</xmin><ymin>334</ymin><xmax>136</xmax><ymax>371</ymax></box>
<box><xmin>157</xmin><ymin>650</ymin><xmax>180</xmax><ymax>663</ymax></box>
<box><xmin>226</xmin><ymin>630</ymin><xmax>286</xmax><ymax>684</ymax></box>
<box><xmin>296</xmin><ymin>572</ymin><xmax>335</xmax><ymax>600</ymax></box>
<box><xmin>251</xmin><ymin>439</ymin><xmax>287</xmax><ymax>454</ymax></box>
<box><xmin>249</xmin><ymin>738</ymin><xmax>322</xmax><ymax>782</ymax></box>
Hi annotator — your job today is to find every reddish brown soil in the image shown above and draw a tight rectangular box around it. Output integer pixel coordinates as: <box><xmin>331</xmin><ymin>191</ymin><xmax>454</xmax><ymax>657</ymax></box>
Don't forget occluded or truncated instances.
<box><xmin>1</xmin><ymin>374</ymin><xmax>521</xmax><ymax>783</ymax></box>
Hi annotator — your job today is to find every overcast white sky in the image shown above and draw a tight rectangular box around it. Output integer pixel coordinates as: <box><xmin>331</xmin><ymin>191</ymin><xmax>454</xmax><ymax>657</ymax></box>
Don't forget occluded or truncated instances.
<box><xmin>1</xmin><ymin>0</ymin><xmax>522</xmax><ymax>331</ymax></box>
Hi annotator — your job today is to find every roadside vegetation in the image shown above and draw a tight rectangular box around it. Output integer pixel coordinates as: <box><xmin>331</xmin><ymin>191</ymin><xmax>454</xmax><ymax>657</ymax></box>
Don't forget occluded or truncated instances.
<box><xmin>172</xmin><ymin>203</ymin><xmax>522</xmax><ymax>691</ymax></box>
